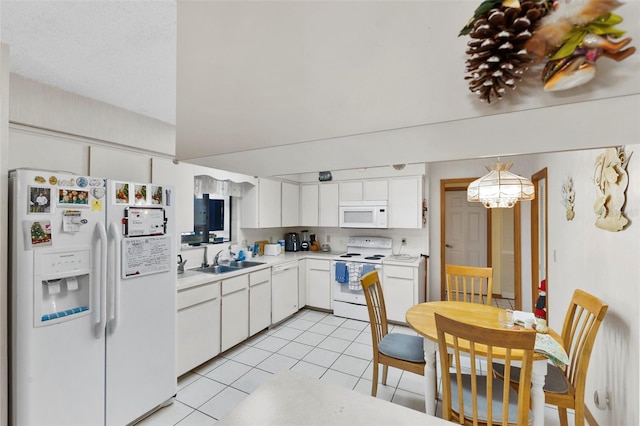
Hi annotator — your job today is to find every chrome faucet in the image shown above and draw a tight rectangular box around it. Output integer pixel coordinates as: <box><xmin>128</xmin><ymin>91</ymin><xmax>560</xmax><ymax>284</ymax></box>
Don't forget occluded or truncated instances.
<box><xmin>213</xmin><ymin>249</ymin><xmax>225</xmax><ymax>266</ymax></box>
<box><xmin>228</xmin><ymin>244</ymin><xmax>236</xmax><ymax>260</ymax></box>
<box><xmin>202</xmin><ymin>245</ymin><xmax>209</xmax><ymax>268</ymax></box>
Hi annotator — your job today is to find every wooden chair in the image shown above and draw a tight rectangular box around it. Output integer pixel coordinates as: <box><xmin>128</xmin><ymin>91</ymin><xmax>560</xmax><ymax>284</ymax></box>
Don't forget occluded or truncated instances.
<box><xmin>435</xmin><ymin>312</ymin><xmax>536</xmax><ymax>425</ymax></box>
<box><xmin>360</xmin><ymin>270</ymin><xmax>425</xmax><ymax>397</ymax></box>
<box><xmin>446</xmin><ymin>264</ymin><xmax>494</xmax><ymax>305</ymax></box>
<box><xmin>493</xmin><ymin>289</ymin><xmax>608</xmax><ymax>426</ymax></box>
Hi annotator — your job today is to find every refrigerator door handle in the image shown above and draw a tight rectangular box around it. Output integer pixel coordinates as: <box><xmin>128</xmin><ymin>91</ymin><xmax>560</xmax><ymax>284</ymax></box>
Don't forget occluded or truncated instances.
<box><xmin>94</xmin><ymin>222</ymin><xmax>108</xmax><ymax>338</ymax></box>
<box><xmin>107</xmin><ymin>222</ymin><xmax>122</xmax><ymax>335</ymax></box>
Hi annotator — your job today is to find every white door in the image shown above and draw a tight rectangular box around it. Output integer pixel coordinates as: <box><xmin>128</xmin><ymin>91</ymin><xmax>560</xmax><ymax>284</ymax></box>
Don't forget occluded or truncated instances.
<box><xmin>445</xmin><ymin>191</ymin><xmax>487</xmax><ymax>267</ymax></box>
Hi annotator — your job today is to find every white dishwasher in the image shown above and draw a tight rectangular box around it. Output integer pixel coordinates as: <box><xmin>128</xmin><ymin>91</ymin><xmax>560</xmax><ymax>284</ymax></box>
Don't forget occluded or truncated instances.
<box><xmin>271</xmin><ymin>260</ymin><xmax>299</xmax><ymax>324</ymax></box>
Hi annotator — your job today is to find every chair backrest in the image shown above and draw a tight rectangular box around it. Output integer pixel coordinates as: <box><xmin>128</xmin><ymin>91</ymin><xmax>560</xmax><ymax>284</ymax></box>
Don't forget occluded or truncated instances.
<box><xmin>360</xmin><ymin>270</ymin><xmax>389</xmax><ymax>349</ymax></box>
<box><xmin>445</xmin><ymin>264</ymin><xmax>494</xmax><ymax>305</ymax></box>
<box><xmin>560</xmin><ymin>289</ymin><xmax>608</xmax><ymax>400</ymax></box>
<box><xmin>435</xmin><ymin>312</ymin><xmax>536</xmax><ymax>426</ymax></box>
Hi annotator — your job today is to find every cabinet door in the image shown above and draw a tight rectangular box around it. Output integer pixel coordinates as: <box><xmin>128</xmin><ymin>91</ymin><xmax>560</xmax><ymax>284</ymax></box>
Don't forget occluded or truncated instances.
<box><xmin>259</xmin><ymin>178</ymin><xmax>282</xmax><ymax>228</ymax></box>
<box><xmin>281</xmin><ymin>182</ymin><xmax>300</xmax><ymax>227</ymax></box>
<box><xmin>221</xmin><ymin>288</ymin><xmax>249</xmax><ymax>351</ymax></box>
<box><xmin>307</xmin><ymin>259</ymin><xmax>331</xmax><ymax>310</ymax></box>
<box><xmin>340</xmin><ymin>181</ymin><xmax>363</xmax><ymax>201</ymax></box>
<box><xmin>152</xmin><ymin>157</ymin><xmax>195</xmax><ymax>235</ymax></box>
<box><xmin>177</xmin><ymin>281</ymin><xmax>220</xmax><ymax>376</ymax></box>
<box><xmin>300</xmin><ymin>184</ymin><xmax>319</xmax><ymax>226</ymax></box>
<box><xmin>389</xmin><ymin>177</ymin><xmax>423</xmax><ymax>229</ymax></box>
<box><xmin>382</xmin><ymin>265</ymin><xmax>416</xmax><ymax>323</ymax></box>
<box><xmin>221</xmin><ymin>275</ymin><xmax>249</xmax><ymax>352</ymax></box>
<box><xmin>364</xmin><ymin>180</ymin><xmax>389</xmax><ymax>201</ymax></box>
<box><xmin>319</xmin><ymin>183</ymin><xmax>339</xmax><ymax>227</ymax></box>
<box><xmin>249</xmin><ymin>281</ymin><xmax>271</xmax><ymax>336</ymax></box>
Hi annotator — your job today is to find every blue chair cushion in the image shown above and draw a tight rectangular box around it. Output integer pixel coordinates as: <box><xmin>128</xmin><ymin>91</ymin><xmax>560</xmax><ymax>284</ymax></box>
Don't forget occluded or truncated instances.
<box><xmin>450</xmin><ymin>373</ymin><xmax>534</xmax><ymax>424</ymax></box>
<box><xmin>378</xmin><ymin>333</ymin><xmax>424</xmax><ymax>363</ymax></box>
<box><xmin>492</xmin><ymin>361</ymin><xmax>569</xmax><ymax>394</ymax></box>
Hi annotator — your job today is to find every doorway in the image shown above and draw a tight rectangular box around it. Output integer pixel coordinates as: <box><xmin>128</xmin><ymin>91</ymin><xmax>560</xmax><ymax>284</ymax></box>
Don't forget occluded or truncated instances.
<box><xmin>530</xmin><ymin>168</ymin><xmax>548</xmax><ymax>316</ymax></box>
<box><xmin>440</xmin><ymin>178</ymin><xmax>522</xmax><ymax>309</ymax></box>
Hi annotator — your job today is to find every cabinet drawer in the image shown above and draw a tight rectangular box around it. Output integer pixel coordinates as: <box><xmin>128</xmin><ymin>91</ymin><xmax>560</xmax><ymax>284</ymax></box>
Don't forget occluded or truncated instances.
<box><xmin>249</xmin><ymin>268</ymin><xmax>271</xmax><ymax>286</ymax></box>
<box><xmin>178</xmin><ymin>281</ymin><xmax>220</xmax><ymax>310</ymax></box>
<box><xmin>222</xmin><ymin>274</ymin><xmax>249</xmax><ymax>295</ymax></box>
<box><xmin>308</xmin><ymin>259</ymin><xmax>330</xmax><ymax>271</ymax></box>
<box><xmin>384</xmin><ymin>265</ymin><xmax>414</xmax><ymax>280</ymax></box>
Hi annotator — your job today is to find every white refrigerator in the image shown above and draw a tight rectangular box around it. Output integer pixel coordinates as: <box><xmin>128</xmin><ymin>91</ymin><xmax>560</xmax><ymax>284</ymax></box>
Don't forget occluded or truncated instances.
<box><xmin>9</xmin><ymin>169</ymin><xmax>177</xmax><ymax>426</ymax></box>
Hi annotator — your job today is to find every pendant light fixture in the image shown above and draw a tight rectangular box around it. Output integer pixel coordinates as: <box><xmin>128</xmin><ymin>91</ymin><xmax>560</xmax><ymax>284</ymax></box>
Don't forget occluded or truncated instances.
<box><xmin>467</xmin><ymin>161</ymin><xmax>535</xmax><ymax>208</ymax></box>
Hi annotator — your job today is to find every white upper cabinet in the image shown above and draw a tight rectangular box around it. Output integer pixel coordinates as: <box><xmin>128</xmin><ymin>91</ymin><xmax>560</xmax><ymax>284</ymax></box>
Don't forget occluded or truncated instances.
<box><xmin>300</xmin><ymin>184</ymin><xmax>319</xmax><ymax>227</ymax></box>
<box><xmin>281</xmin><ymin>181</ymin><xmax>300</xmax><ymax>227</ymax></box>
<box><xmin>152</xmin><ymin>157</ymin><xmax>195</xmax><ymax>235</ymax></box>
<box><xmin>242</xmin><ymin>177</ymin><xmax>282</xmax><ymax>228</ymax></box>
<box><xmin>319</xmin><ymin>183</ymin><xmax>339</xmax><ymax>227</ymax></box>
<box><xmin>389</xmin><ymin>176</ymin><xmax>423</xmax><ymax>229</ymax></box>
<box><xmin>340</xmin><ymin>180</ymin><xmax>388</xmax><ymax>201</ymax></box>
<box><xmin>364</xmin><ymin>180</ymin><xmax>389</xmax><ymax>201</ymax></box>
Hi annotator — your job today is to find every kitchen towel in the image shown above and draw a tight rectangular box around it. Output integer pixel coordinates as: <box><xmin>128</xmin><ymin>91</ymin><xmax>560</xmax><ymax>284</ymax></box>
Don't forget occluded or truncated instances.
<box><xmin>335</xmin><ymin>262</ymin><xmax>349</xmax><ymax>284</ymax></box>
<box><xmin>348</xmin><ymin>263</ymin><xmax>363</xmax><ymax>291</ymax></box>
<box><xmin>362</xmin><ymin>264</ymin><xmax>375</xmax><ymax>276</ymax></box>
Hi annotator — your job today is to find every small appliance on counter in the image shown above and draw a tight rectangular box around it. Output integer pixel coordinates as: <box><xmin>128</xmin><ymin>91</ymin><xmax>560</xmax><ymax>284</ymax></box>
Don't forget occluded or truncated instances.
<box><xmin>285</xmin><ymin>232</ymin><xmax>299</xmax><ymax>252</ymax></box>
<box><xmin>264</xmin><ymin>243</ymin><xmax>281</xmax><ymax>256</ymax></box>
<box><xmin>300</xmin><ymin>229</ymin><xmax>310</xmax><ymax>251</ymax></box>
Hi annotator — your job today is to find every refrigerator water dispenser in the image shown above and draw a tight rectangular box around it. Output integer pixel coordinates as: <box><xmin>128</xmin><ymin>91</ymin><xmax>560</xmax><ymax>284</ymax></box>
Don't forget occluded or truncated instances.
<box><xmin>34</xmin><ymin>248</ymin><xmax>92</xmax><ymax>326</ymax></box>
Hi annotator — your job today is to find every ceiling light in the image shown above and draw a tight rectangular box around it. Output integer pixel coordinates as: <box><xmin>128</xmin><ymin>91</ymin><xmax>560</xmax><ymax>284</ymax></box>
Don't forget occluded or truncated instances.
<box><xmin>392</xmin><ymin>164</ymin><xmax>406</xmax><ymax>170</ymax></box>
<box><xmin>467</xmin><ymin>161</ymin><xmax>535</xmax><ymax>208</ymax></box>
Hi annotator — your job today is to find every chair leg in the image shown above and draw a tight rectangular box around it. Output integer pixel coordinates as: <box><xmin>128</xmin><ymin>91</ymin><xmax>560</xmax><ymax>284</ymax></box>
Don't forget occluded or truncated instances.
<box><xmin>574</xmin><ymin>403</ymin><xmax>585</xmax><ymax>426</ymax></box>
<box><xmin>558</xmin><ymin>407</ymin><xmax>569</xmax><ymax>426</ymax></box>
<box><xmin>371</xmin><ymin>363</ymin><xmax>378</xmax><ymax>397</ymax></box>
<box><xmin>382</xmin><ymin>364</ymin><xmax>389</xmax><ymax>385</ymax></box>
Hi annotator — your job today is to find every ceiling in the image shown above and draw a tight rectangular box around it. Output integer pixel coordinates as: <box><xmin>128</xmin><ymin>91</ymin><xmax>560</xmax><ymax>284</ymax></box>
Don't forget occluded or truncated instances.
<box><xmin>2</xmin><ymin>1</ymin><xmax>639</xmax><ymax>177</ymax></box>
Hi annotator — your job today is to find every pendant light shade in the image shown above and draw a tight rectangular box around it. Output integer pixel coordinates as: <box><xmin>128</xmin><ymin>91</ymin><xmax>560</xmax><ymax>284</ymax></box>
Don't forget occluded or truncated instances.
<box><xmin>467</xmin><ymin>162</ymin><xmax>535</xmax><ymax>208</ymax></box>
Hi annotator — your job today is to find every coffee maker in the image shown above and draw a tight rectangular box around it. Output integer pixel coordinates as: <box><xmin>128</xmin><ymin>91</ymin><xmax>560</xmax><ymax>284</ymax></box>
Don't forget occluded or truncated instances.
<box><xmin>285</xmin><ymin>232</ymin><xmax>299</xmax><ymax>252</ymax></box>
<box><xmin>300</xmin><ymin>230</ymin><xmax>310</xmax><ymax>251</ymax></box>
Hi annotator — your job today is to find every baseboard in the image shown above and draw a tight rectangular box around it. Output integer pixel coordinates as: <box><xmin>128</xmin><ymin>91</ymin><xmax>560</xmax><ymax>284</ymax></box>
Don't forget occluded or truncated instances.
<box><xmin>585</xmin><ymin>406</ymin><xmax>598</xmax><ymax>426</ymax></box>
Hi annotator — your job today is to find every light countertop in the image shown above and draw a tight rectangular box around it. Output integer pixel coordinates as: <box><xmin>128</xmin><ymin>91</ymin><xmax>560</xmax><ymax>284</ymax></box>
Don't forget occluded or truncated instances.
<box><xmin>177</xmin><ymin>251</ymin><xmax>425</xmax><ymax>290</ymax></box>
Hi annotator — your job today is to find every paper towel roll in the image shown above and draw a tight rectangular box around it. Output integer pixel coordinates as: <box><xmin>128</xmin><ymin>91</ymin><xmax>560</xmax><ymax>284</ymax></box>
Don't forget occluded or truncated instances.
<box><xmin>66</xmin><ymin>276</ymin><xmax>79</xmax><ymax>291</ymax></box>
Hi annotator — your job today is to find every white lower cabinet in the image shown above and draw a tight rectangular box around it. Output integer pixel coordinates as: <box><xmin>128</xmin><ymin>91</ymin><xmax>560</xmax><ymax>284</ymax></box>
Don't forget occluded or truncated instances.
<box><xmin>249</xmin><ymin>268</ymin><xmax>271</xmax><ymax>336</ymax></box>
<box><xmin>307</xmin><ymin>259</ymin><xmax>332</xmax><ymax>310</ymax></box>
<box><xmin>221</xmin><ymin>274</ymin><xmax>249</xmax><ymax>352</ymax></box>
<box><xmin>382</xmin><ymin>261</ymin><xmax>425</xmax><ymax>323</ymax></box>
<box><xmin>177</xmin><ymin>281</ymin><xmax>221</xmax><ymax>376</ymax></box>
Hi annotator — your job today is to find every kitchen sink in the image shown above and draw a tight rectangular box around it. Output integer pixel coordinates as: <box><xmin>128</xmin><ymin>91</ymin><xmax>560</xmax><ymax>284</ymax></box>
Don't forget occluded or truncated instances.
<box><xmin>196</xmin><ymin>261</ymin><xmax>265</xmax><ymax>275</ymax></box>
<box><xmin>229</xmin><ymin>260</ymin><xmax>264</xmax><ymax>269</ymax></box>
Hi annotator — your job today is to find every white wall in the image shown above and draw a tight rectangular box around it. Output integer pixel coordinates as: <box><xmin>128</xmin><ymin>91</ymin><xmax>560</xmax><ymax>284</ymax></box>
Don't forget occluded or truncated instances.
<box><xmin>429</xmin><ymin>148</ymin><xmax>639</xmax><ymax>424</ymax></box>
<box><xmin>529</xmin><ymin>146</ymin><xmax>639</xmax><ymax>425</ymax></box>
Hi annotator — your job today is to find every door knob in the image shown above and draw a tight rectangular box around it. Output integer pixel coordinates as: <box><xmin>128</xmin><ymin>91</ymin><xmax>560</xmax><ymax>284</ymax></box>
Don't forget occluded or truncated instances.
<box><xmin>445</xmin><ymin>244</ymin><xmax>453</xmax><ymax>248</ymax></box>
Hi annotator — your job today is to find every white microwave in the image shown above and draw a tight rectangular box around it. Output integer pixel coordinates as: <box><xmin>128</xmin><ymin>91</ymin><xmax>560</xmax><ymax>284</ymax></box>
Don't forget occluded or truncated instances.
<box><xmin>339</xmin><ymin>201</ymin><xmax>388</xmax><ymax>229</ymax></box>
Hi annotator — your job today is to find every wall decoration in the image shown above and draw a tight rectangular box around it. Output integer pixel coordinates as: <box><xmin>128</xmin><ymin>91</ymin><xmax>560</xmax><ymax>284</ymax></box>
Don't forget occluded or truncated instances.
<box><xmin>460</xmin><ymin>0</ymin><xmax>550</xmax><ymax>103</ymax></box>
<box><xmin>561</xmin><ymin>176</ymin><xmax>575</xmax><ymax>220</ymax></box>
<box><xmin>593</xmin><ymin>146</ymin><xmax>631</xmax><ymax>231</ymax></box>
<box><xmin>460</xmin><ymin>0</ymin><xmax>635</xmax><ymax>102</ymax></box>
<box><xmin>527</xmin><ymin>0</ymin><xmax>635</xmax><ymax>92</ymax></box>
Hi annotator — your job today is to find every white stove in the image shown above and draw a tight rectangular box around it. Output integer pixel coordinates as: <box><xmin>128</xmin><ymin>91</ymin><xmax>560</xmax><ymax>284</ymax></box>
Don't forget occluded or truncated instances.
<box><xmin>333</xmin><ymin>237</ymin><xmax>393</xmax><ymax>264</ymax></box>
<box><xmin>332</xmin><ymin>237</ymin><xmax>392</xmax><ymax>321</ymax></box>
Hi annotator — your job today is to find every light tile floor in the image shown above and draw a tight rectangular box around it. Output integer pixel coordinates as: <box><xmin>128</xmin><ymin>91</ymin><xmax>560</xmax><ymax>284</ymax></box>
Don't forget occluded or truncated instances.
<box><xmin>138</xmin><ymin>307</ymin><xmax>572</xmax><ymax>426</ymax></box>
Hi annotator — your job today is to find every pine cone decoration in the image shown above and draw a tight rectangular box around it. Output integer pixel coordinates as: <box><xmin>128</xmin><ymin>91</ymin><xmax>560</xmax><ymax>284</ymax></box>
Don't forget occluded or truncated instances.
<box><xmin>464</xmin><ymin>1</ymin><xmax>550</xmax><ymax>103</ymax></box>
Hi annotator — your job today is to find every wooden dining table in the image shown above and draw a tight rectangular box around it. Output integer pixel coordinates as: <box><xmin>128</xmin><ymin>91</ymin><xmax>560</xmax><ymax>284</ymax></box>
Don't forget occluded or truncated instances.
<box><xmin>406</xmin><ymin>301</ymin><xmax>563</xmax><ymax>426</ymax></box>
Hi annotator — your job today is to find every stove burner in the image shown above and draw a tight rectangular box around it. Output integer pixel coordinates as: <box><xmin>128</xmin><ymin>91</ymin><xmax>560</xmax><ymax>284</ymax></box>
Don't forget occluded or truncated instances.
<box><xmin>340</xmin><ymin>255</ymin><xmax>353</xmax><ymax>258</ymax></box>
<box><xmin>364</xmin><ymin>256</ymin><xmax>384</xmax><ymax>260</ymax></box>
<box><xmin>346</xmin><ymin>253</ymin><xmax>360</xmax><ymax>256</ymax></box>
